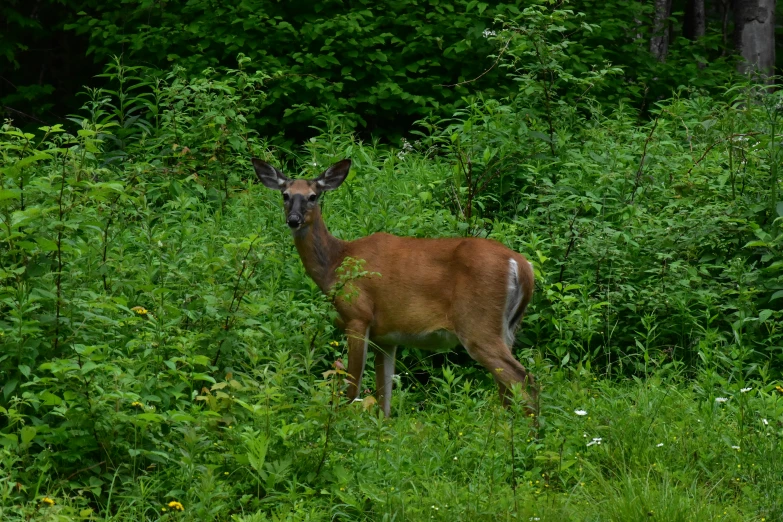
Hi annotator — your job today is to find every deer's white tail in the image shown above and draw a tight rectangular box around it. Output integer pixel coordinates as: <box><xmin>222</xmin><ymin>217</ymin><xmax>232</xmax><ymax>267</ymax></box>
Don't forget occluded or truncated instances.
<box><xmin>503</xmin><ymin>258</ymin><xmax>526</xmax><ymax>347</ymax></box>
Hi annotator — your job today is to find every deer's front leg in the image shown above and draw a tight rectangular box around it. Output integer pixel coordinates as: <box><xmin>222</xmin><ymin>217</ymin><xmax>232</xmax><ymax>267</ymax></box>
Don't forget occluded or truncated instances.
<box><xmin>345</xmin><ymin>321</ymin><xmax>370</xmax><ymax>402</ymax></box>
<box><xmin>374</xmin><ymin>344</ymin><xmax>397</xmax><ymax>417</ymax></box>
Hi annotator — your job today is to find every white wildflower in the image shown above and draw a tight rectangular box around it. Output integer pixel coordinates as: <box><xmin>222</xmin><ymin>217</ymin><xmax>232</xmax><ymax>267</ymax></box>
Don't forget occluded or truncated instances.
<box><xmin>731</xmin><ymin>446</ymin><xmax>740</xmax><ymax>450</ymax></box>
<box><xmin>482</xmin><ymin>29</ymin><xmax>497</xmax><ymax>38</ymax></box>
<box><xmin>715</xmin><ymin>397</ymin><xmax>729</xmax><ymax>403</ymax></box>
<box><xmin>740</xmin><ymin>387</ymin><xmax>752</xmax><ymax>393</ymax></box>
<box><xmin>396</xmin><ymin>138</ymin><xmax>414</xmax><ymax>160</ymax></box>
<box><xmin>656</xmin><ymin>443</ymin><xmax>664</xmax><ymax>447</ymax></box>
<box><xmin>587</xmin><ymin>437</ymin><xmax>602</xmax><ymax>447</ymax></box>
<box><xmin>763</xmin><ymin>418</ymin><xmax>769</xmax><ymax>425</ymax></box>
<box><xmin>574</xmin><ymin>409</ymin><xmax>588</xmax><ymax>416</ymax></box>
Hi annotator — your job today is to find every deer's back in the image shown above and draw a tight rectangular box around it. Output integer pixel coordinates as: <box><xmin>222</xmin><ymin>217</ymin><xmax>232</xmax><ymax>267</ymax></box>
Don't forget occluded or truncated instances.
<box><xmin>334</xmin><ymin>233</ymin><xmax>533</xmax><ymax>347</ymax></box>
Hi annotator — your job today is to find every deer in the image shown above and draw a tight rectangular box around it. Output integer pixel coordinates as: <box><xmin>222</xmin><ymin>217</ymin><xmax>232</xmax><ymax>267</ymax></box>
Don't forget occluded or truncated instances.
<box><xmin>252</xmin><ymin>157</ymin><xmax>537</xmax><ymax>417</ymax></box>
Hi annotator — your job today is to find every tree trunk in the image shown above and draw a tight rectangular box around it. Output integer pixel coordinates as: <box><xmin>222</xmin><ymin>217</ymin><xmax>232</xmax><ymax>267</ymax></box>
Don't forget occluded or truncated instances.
<box><xmin>684</xmin><ymin>0</ymin><xmax>706</xmax><ymax>40</ymax></box>
<box><xmin>734</xmin><ymin>0</ymin><xmax>776</xmax><ymax>80</ymax></box>
<box><xmin>650</xmin><ymin>0</ymin><xmax>673</xmax><ymax>62</ymax></box>
<box><xmin>719</xmin><ymin>0</ymin><xmax>731</xmax><ymax>51</ymax></box>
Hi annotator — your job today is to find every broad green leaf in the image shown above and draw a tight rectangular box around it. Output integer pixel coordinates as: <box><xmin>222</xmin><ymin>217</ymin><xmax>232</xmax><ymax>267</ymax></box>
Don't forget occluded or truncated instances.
<box><xmin>20</xmin><ymin>426</ymin><xmax>36</xmax><ymax>446</ymax></box>
<box><xmin>0</xmin><ymin>189</ymin><xmax>21</xmax><ymax>201</ymax></box>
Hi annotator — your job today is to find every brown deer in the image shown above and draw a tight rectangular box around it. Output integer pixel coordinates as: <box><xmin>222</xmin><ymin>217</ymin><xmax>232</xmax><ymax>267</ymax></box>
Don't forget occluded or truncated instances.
<box><xmin>253</xmin><ymin>158</ymin><xmax>537</xmax><ymax>417</ymax></box>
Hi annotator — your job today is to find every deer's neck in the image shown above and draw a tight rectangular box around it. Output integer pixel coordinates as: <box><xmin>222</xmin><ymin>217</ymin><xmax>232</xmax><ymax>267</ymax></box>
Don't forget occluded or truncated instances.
<box><xmin>292</xmin><ymin>207</ymin><xmax>346</xmax><ymax>293</ymax></box>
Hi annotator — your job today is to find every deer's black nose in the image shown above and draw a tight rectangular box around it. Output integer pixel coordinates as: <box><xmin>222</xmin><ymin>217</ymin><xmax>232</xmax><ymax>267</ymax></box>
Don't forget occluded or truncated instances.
<box><xmin>287</xmin><ymin>214</ymin><xmax>302</xmax><ymax>228</ymax></box>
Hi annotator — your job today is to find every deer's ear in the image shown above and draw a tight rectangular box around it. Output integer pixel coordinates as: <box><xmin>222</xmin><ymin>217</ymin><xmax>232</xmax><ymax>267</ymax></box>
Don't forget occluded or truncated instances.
<box><xmin>252</xmin><ymin>158</ymin><xmax>288</xmax><ymax>189</ymax></box>
<box><xmin>314</xmin><ymin>159</ymin><xmax>352</xmax><ymax>191</ymax></box>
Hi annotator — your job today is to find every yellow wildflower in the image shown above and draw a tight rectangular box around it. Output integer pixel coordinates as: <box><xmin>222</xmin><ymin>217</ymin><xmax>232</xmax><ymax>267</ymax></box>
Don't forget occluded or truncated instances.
<box><xmin>131</xmin><ymin>306</ymin><xmax>149</xmax><ymax>315</ymax></box>
<box><xmin>329</xmin><ymin>340</ymin><xmax>340</xmax><ymax>347</ymax></box>
<box><xmin>131</xmin><ymin>401</ymin><xmax>144</xmax><ymax>408</ymax></box>
<box><xmin>168</xmin><ymin>500</ymin><xmax>184</xmax><ymax>511</ymax></box>
<box><xmin>42</xmin><ymin>497</ymin><xmax>55</xmax><ymax>506</ymax></box>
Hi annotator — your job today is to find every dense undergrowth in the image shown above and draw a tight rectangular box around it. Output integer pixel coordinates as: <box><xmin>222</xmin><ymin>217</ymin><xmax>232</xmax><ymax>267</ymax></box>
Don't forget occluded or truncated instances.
<box><xmin>2</xmin><ymin>10</ymin><xmax>783</xmax><ymax>521</ymax></box>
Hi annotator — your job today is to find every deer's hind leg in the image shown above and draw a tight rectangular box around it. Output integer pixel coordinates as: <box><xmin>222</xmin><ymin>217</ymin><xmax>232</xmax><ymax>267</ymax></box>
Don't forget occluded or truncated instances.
<box><xmin>460</xmin><ymin>336</ymin><xmax>537</xmax><ymax>413</ymax></box>
<box><xmin>451</xmin><ymin>255</ymin><xmax>536</xmax><ymax>413</ymax></box>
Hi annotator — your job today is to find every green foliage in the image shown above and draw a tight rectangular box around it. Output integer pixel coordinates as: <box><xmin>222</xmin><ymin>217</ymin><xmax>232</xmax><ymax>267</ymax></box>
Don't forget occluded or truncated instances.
<box><xmin>7</xmin><ymin>0</ymin><xmax>529</xmax><ymax>139</ymax></box>
<box><xmin>1</xmin><ymin>7</ymin><xmax>783</xmax><ymax>520</ymax></box>
<box><xmin>329</xmin><ymin>257</ymin><xmax>381</xmax><ymax>306</ymax></box>
<box><xmin>3</xmin><ymin>0</ymin><xmax>743</xmax><ymax>138</ymax></box>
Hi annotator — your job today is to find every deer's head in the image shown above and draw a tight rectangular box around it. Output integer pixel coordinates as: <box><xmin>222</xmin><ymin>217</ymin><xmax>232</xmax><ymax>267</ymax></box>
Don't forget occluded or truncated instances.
<box><xmin>252</xmin><ymin>159</ymin><xmax>351</xmax><ymax>231</ymax></box>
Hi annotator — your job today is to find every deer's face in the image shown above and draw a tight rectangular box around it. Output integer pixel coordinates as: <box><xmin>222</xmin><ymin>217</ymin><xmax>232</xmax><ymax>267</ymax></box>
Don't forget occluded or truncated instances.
<box><xmin>281</xmin><ymin>179</ymin><xmax>320</xmax><ymax>230</ymax></box>
<box><xmin>251</xmin><ymin>158</ymin><xmax>352</xmax><ymax>232</ymax></box>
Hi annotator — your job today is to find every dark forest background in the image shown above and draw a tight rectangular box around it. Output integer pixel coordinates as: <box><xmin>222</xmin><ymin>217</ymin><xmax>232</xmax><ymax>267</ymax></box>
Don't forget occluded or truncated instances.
<box><xmin>1</xmin><ymin>0</ymin><xmax>779</xmax><ymax>141</ymax></box>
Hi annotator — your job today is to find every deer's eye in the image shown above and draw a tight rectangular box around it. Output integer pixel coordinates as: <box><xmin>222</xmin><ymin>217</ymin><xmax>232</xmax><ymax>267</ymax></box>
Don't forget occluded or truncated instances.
<box><xmin>308</xmin><ymin>194</ymin><xmax>318</xmax><ymax>202</ymax></box>
<box><xmin>282</xmin><ymin>193</ymin><xmax>290</xmax><ymax>202</ymax></box>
